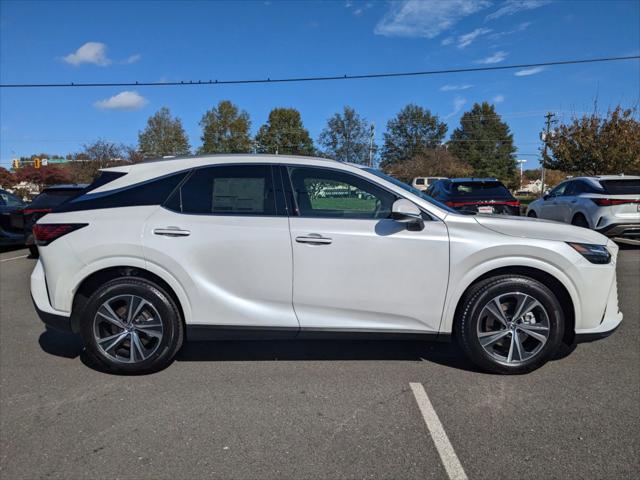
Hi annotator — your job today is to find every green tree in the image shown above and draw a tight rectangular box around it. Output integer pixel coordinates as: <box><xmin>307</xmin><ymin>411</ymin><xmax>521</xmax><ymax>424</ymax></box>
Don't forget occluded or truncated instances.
<box><xmin>448</xmin><ymin>102</ymin><xmax>517</xmax><ymax>180</ymax></box>
<box><xmin>199</xmin><ymin>100</ymin><xmax>252</xmax><ymax>154</ymax></box>
<box><xmin>138</xmin><ymin>107</ymin><xmax>190</xmax><ymax>158</ymax></box>
<box><xmin>380</xmin><ymin>104</ymin><xmax>447</xmax><ymax>168</ymax></box>
<box><xmin>543</xmin><ymin>106</ymin><xmax>640</xmax><ymax>175</ymax></box>
<box><xmin>383</xmin><ymin>148</ymin><xmax>472</xmax><ymax>183</ymax></box>
<box><xmin>318</xmin><ymin>106</ymin><xmax>375</xmax><ymax>164</ymax></box>
<box><xmin>255</xmin><ymin>108</ymin><xmax>314</xmax><ymax>156</ymax></box>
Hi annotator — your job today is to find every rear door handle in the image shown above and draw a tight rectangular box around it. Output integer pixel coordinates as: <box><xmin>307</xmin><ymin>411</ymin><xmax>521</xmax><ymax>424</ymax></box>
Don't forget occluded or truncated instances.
<box><xmin>153</xmin><ymin>227</ymin><xmax>190</xmax><ymax>237</ymax></box>
<box><xmin>295</xmin><ymin>234</ymin><xmax>332</xmax><ymax>245</ymax></box>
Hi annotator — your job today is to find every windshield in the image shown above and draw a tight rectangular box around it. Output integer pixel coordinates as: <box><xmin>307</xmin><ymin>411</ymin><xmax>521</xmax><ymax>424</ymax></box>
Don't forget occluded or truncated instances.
<box><xmin>29</xmin><ymin>190</ymin><xmax>82</xmax><ymax>208</ymax></box>
<box><xmin>363</xmin><ymin>168</ymin><xmax>458</xmax><ymax>213</ymax></box>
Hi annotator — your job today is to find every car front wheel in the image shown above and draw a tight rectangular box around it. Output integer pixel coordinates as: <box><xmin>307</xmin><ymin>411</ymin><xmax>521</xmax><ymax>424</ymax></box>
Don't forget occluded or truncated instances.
<box><xmin>456</xmin><ymin>275</ymin><xmax>564</xmax><ymax>374</ymax></box>
<box><xmin>80</xmin><ymin>277</ymin><xmax>184</xmax><ymax>374</ymax></box>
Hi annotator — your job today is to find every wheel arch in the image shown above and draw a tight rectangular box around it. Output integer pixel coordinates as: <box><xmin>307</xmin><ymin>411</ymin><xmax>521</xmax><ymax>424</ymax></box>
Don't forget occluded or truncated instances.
<box><xmin>70</xmin><ymin>265</ymin><xmax>188</xmax><ymax>333</ymax></box>
<box><xmin>449</xmin><ymin>265</ymin><xmax>577</xmax><ymax>346</ymax></box>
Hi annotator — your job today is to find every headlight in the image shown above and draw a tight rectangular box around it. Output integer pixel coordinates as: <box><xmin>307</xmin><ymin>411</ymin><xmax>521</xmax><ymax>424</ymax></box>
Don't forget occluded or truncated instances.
<box><xmin>567</xmin><ymin>242</ymin><xmax>611</xmax><ymax>264</ymax></box>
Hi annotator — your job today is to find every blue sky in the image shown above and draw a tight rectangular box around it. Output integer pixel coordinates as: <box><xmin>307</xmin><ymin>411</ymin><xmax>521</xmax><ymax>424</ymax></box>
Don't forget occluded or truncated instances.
<box><xmin>1</xmin><ymin>0</ymin><xmax>638</xmax><ymax>169</ymax></box>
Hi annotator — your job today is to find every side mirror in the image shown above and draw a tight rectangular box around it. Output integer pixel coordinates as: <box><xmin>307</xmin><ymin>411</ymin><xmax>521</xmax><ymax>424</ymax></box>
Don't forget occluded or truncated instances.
<box><xmin>391</xmin><ymin>199</ymin><xmax>424</xmax><ymax>231</ymax></box>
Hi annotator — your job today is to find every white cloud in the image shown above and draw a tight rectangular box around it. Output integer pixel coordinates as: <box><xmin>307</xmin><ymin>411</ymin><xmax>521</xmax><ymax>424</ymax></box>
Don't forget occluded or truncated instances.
<box><xmin>493</xmin><ymin>94</ymin><xmax>505</xmax><ymax>103</ymax></box>
<box><xmin>441</xmin><ymin>36</ymin><xmax>455</xmax><ymax>46</ymax></box>
<box><xmin>489</xmin><ymin>21</ymin><xmax>531</xmax><ymax>39</ymax></box>
<box><xmin>375</xmin><ymin>0</ymin><xmax>491</xmax><ymax>38</ymax></box>
<box><xmin>486</xmin><ymin>0</ymin><xmax>550</xmax><ymax>21</ymax></box>
<box><xmin>63</xmin><ymin>42</ymin><xmax>111</xmax><ymax>66</ymax></box>
<box><xmin>446</xmin><ymin>96</ymin><xmax>467</xmax><ymax>119</ymax></box>
<box><xmin>514</xmin><ymin>66</ymin><xmax>546</xmax><ymax>76</ymax></box>
<box><xmin>476</xmin><ymin>50</ymin><xmax>508</xmax><ymax>64</ymax></box>
<box><xmin>94</xmin><ymin>91</ymin><xmax>148</xmax><ymax>110</ymax></box>
<box><xmin>440</xmin><ymin>84</ymin><xmax>474</xmax><ymax>91</ymax></box>
<box><xmin>122</xmin><ymin>53</ymin><xmax>141</xmax><ymax>64</ymax></box>
<box><xmin>457</xmin><ymin>27</ymin><xmax>492</xmax><ymax>48</ymax></box>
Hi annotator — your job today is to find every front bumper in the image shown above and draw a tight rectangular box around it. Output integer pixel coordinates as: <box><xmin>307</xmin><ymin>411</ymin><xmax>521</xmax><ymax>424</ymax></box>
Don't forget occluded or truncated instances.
<box><xmin>31</xmin><ymin>260</ymin><xmax>73</xmax><ymax>332</ymax></box>
<box><xmin>574</xmin><ymin>266</ymin><xmax>623</xmax><ymax>343</ymax></box>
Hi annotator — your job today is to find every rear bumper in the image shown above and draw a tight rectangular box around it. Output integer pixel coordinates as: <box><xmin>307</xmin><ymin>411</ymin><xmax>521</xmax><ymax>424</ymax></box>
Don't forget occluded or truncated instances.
<box><xmin>596</xmin><ymin>223</ymin><xmax>640</xmax><ymax>238</ymax></box>
<box><xmin>31</xmin><ymin>295</ymin><xmax>73</xmax><ymax>332</ymax></box>
<box><xmin>31</xmin><ymin>260</ymin><xmax>72</xmax><ymax>332</ymax></box>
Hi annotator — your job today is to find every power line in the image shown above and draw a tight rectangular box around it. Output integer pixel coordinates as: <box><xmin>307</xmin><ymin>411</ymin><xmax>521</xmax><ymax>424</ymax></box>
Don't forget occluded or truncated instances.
<box><xmin>1</xmin><ymin>56</ymin><xmax>638</xmax><ymax>89</ymax></box>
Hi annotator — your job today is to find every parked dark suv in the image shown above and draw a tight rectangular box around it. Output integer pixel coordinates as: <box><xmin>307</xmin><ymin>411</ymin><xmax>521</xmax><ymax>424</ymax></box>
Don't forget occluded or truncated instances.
<box><xmin>0</xmin><ymin>189</ymin><xmax>27</xmax><ymax>248</ymax></box>
<box><xmin>10</xmin><ymin>184</ymin><xmax>87</xmax><ymax>256</ymax></box>
<box><xmin>426</xmin><ymin>178</ymin><xmax>520</xmax><ymax>216</ymax></box>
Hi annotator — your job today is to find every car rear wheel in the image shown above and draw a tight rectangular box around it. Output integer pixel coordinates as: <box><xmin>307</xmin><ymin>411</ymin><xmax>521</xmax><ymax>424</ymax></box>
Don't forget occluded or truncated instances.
<box><xmin>80</xmin><ymin>277</ymin><xmax>183</xmax><ymax>374</ymax></box>
<box><xmin>28</xmin><ymin>245</ymin><xmax>39</xmax><ymax>258</ymax></box>
<box><xmin>527</xmin><ymin>210</ymin><xmax>537</xmax><ymax>218</ymax></box>
<box><xmin>571</xmin><ymin>213</ymin><xmax>589</xmax><ymax>228</ymax></box>
<box><xmin>456</xmin><ymin>275</ymin><xmax>564</xmax><ymax>374</ymax></box>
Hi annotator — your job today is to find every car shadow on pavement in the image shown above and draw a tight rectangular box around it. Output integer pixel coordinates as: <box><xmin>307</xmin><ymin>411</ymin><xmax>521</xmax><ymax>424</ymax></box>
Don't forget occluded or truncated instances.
<box><xmin>38</xmin><ymin>327</ymin><xmax>83</xmax><ymax>359</ymax></box>
<box><xmin>175</xmin><ymin>339</ymin><xmax>482</xmax><ymax>371</ymax></box>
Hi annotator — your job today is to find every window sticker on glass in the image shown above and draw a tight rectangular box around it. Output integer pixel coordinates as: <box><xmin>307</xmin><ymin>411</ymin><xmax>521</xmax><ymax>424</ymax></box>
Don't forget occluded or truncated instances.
<box><xmin>212</xmin><ymin>178</ymin><xmax>265</xmax><ymax>212</ymax></box>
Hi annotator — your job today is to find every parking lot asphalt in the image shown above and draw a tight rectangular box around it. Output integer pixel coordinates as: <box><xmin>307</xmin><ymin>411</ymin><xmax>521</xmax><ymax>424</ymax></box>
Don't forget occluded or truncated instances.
<box><xmin>1</xmin><ymin>247</ymin><xmax>638</xmax><ymax>480</ymax></box>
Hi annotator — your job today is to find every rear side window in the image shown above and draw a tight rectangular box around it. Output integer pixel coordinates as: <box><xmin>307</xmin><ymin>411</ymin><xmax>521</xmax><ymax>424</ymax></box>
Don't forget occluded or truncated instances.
<box><xmin>1</xmin><ymin>190</ymin><xmax>24</xmax><ymax>207</ymax></box>
<box><xmin>166</xmin><ymin>165</ymin><xmax>277</xmax><ymax>215</ymax></box>
<box><xmin>415</xmin><ymin>178</ymin><xmax>425</xmax><ymax>185</ymax></box>
<box><xmin>54</xmin><ymin>172</ymin><xmax>188</xmax><ymax>212</ymax></box>
<box><xmin>599</xmin><ymin>179</ymin><xmax>640</xmax><ymax>195</ymax></box>
<box><xmin>450</xmin><ymin>181</ymin><xmax>512</xmax><ymax>199</ymax></box>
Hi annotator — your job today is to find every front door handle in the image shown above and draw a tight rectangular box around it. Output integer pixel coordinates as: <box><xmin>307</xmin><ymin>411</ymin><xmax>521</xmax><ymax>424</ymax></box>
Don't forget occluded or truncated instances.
<box><xmin>295</xmin><ymin>234</ymin><xmax>332</xmax><ymax>245</ymax></box>
<box><xmin>153</xmin><ymin>227</ymin><xmax>190</xmax><ymax>237</ymax></box>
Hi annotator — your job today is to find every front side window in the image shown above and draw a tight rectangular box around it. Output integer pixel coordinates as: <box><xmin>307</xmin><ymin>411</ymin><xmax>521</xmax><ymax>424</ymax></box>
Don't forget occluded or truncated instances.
<box><xmin>168</xmin><ymin>165</ymin><xmax>277</xmax><ymax>215</ymax></box>
<box><xmin>287</xmin><ymin>167</ymin><xmax>396</xmax><ymax>219</ymax></box>
<box><xmin>548</xmin><ymin>182</ymin><xmax>567</xmax><ymax>198</ymax></box>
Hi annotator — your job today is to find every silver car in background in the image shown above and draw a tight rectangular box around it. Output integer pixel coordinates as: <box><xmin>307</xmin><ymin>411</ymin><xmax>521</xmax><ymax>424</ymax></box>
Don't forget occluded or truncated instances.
<box><xmin>527</xmin><ymin>175</ymin><xmax>640</xmax><ymax>239</ymax></box>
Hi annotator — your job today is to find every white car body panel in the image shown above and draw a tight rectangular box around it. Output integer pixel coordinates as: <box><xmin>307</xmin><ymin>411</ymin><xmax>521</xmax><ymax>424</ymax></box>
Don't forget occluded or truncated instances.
<box><xmin>30</xmin><ymin>155</ymin><xmax>622</xmax><ymax>345</ymax></box>
<box><xmin>289</xmin><ymin>216</ymin><xmax>449</xmax><ymax>332</ymax></box>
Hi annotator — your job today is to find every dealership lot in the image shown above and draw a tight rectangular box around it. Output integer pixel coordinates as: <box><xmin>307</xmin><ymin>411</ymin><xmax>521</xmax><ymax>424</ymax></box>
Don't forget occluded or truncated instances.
<box><xmin>1</xmin><ymin>248</ymin><xmax>638</xmax><ymax>480</ymax></box>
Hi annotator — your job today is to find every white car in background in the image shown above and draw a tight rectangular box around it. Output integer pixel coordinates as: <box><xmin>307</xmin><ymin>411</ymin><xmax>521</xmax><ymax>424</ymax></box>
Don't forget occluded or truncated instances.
<box><xmin>527</xmin><ymin>175</ymin><xmax>640</xmax><ymax>240</ymax></box>
<box><xmin>411</xmin><ymin>176</ymin><xmax>446</xmax><ymax>192</ymax></box>
<box><xmin>31</xmin><ymin>155</ymin><xmax>622</xmax><ymax>375</ymax></box>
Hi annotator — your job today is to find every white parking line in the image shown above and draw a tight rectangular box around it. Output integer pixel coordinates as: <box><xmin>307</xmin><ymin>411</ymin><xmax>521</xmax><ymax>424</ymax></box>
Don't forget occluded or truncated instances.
<box><xmin>0</xmin><ymin>254</ymin><xmax>28</xmax><ymax>263</ymax></box>
<box><xmin>409</xmin><ymin>382</ymin><xmax>468</xmax><ymax>480</ymax></box>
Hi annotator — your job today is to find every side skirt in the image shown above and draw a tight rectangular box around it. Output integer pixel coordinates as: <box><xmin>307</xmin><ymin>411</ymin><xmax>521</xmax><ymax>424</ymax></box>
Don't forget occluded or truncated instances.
<box><xmin>185</xmin><ymin>325</ymin><xmax>450</xmax><ymax>342</ymax></box>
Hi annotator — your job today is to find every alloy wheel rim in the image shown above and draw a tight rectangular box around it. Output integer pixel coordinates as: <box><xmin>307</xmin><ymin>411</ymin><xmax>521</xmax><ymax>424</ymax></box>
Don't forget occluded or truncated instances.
<box><xmin>477</xmin><ymin>292</ymin><xmax>550</xmax><ymax>364</ymax></box>
<box><xmin>93</xmin><ymin>294</ymin><xmax>163</xmax><ymax>364</ymax></box>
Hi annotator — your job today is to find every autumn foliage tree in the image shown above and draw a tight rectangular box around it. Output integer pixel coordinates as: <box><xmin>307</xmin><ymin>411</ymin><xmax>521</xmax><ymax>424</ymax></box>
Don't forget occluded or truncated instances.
<box><xmin>383</xmin><ymin>148</ymin><xmax>473</xmax><ymax>183</ymax></box>
<box><xmin>0</xmin><ymin>167</ymin><xmax>16</xmax><ymax>188</ymax></box>
<box><xmin>543</xmin><ymin>106</ymin><xmax>640</xmax><ymax>175</ymax></box>
<box><xmin>14</xmin><ymin>165</ymin><xmax>72</xmax><ymax>188</ymax></box>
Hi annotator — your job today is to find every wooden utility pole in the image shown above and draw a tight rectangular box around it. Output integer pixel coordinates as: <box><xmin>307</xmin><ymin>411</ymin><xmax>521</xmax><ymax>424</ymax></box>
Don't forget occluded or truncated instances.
<box><xmin>540</xmin><ymin>112</ymin><xmax>556</xmax><ymax>197</ymax></box>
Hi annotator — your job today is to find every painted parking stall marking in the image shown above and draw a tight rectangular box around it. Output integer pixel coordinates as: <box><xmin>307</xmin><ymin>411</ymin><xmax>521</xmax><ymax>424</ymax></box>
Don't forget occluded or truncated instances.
<box><xmin>410</xmin><ymin>382</ymin><xmax>468</xmax><ymax>480</ymax></box>
<box><xmin>0</xmin><ymin>254</ymin><xmax>28</xmax><ymax>263</ymax></box>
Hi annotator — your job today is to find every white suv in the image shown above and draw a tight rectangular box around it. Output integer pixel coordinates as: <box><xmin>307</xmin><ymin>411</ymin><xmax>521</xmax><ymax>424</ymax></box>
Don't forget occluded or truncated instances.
<box><xmin>527</xmin><ymin>175</ymin><xmax>640</xmax><ymax>239</ymax></box>
<box><xmin>31</xmin><ymin>155</ymin><xmax>622</xmax><ymax>374</ymax></box>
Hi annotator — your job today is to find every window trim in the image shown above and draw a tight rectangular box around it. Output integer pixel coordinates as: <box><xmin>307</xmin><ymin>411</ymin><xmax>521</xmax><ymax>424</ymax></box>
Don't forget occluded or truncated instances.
<box><xmin>162</xmin><ymin>163</ymin><xmax>286</xmax><ymax>218</ymax></box>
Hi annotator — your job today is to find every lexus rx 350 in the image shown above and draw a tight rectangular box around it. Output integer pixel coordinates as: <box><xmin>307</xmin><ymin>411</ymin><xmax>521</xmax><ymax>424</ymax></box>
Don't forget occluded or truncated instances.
<box><xmin>31</xmin><ymin>155</ymin><xmax>622</xmax><ymax>374</ymax></box>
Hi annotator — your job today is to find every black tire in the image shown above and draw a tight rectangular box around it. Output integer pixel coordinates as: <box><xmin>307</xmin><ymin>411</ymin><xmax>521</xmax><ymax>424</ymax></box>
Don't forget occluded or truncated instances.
<box><xmin>571</xmin><ymin>213</ymin><xmax>589</xmax><ymax>228</ymax></box>
<box><xmin>455</xmin><ymin>275</ymin><xmax>564</xmax><ymax>374</ymax></box>
<box><xmin>28</xmin><ymin>245</ymin><xmax>39</xmax><ymax>258</ymax></box>
<box><xmin>527</xmin><ymin>210</ymin><xmax>537</xmax><ymax>218</ymax></box>
<box><xmin>80</xmin><ymin>277</ymin><xmax>183</xmax><ymax>374</ymax></box>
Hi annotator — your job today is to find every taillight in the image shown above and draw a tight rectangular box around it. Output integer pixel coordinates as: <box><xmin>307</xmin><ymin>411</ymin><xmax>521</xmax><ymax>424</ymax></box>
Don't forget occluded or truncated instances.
<box><xmin>32</xmin><ymin>223</ymin><xmax>88</xmax><ymax>246</ymax></box>
<box><xmin>23</xmin><ymin>208</ymin><xmax>52</xmax><ymax>215</ymax></box>
<box><xmin>592</xmin><ymin>198</ymin><xmax>640</xmax><ymax>207</ymax></box>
